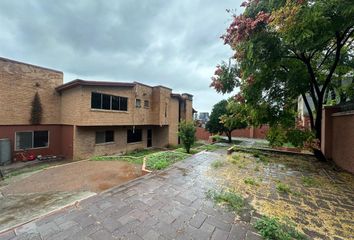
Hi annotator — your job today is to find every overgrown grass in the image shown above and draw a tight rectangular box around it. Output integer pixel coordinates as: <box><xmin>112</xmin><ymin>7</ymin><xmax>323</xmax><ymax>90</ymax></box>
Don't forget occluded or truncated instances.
<box><xmin>145</xmin><ymin>151</ymin><xmax>190</xmax><ymax>170</ymax></box>
<box><xmin>244</xmin><ymin>177</ymin><xmax>259</xmax><ymax>186</ymax></box>
<box><xmin>211</xmin><ymin>160</ymin><xmax>224</xmax><ymax>168</ymax></box>
<box><xmin>302</xmin><ymin>176</ymin><xmax>321</xmax><ymax>188</ymax></box>
<box><xmin>255</xmin><ymin>216</ymin><xmax>307</xmax><ymax>240</ymax></box>
<box><xmin>206</xmin><ymin>190</ymin><xmax>245</xmax><ymax>213</ymax></box>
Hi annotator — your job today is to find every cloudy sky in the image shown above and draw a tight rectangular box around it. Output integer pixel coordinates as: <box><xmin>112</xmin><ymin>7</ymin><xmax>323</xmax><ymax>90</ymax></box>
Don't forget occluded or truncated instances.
<box><xmin>0</xmin><ymin>0</ymin><xmax>243</xmax><ymax>113</ymax></box>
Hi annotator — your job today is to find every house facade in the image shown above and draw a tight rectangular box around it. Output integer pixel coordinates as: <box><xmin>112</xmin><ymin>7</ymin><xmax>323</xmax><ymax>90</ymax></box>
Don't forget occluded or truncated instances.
<box><xmin>0</xmin><ymin>57</ymin><xmax>193</xmax><ymax>160</ymax></box>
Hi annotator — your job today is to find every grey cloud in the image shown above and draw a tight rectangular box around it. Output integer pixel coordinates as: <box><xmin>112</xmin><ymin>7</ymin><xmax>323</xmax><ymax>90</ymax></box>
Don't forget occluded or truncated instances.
<box><xmin>0</xmin><ymin>0</ymin><xmax>243</xmax><ymax>112</ymax></box>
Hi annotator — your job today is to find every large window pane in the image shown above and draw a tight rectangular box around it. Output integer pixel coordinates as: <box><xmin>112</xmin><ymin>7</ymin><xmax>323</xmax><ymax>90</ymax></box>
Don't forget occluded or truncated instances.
<box><xmin>16</xmin><ymin>132</ymin><xmax>32</xmax><ymax>150</ymax></box>
<box><xmin>95</xmin><ymin>131</ymin><xmax>105</xmax><ymax>144</ymax></box>
<box><xmin>102</xmin><ymin>94</ymin><xmax>111</xmax><ymax>110</ymax></box>
<box><xmin>127</xmin><ymin>129</ymin><xmax>142</xmax><ymax>143</ymax></box>
<box><xmin>91</xmin><ymin>92</ymin><xmax>102</xmax><ymax>109</ymax></box>
<box><xmin>105</xmin><ymin>131</ymin><xmax>114</xmax><ymax>142</ymax></box>
<box><xmin>33</xmin><ymin>131</ymin><xmax>49</xmax><ymax>148</ymax></box>
<box><xmin>112</xmin><ymin>96</ymin><xmax>120</xmax><ymax>110</ymax></box>
<box><xmin>120</xmin><ymin>97</ymin><xmax>128</xmax><ymax>111</ymax></box>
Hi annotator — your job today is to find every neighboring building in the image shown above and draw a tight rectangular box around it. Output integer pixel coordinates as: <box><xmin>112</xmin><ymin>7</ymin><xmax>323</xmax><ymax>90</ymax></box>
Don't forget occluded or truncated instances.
<box><xmin>195</xmin><ymin>112</ymin><xmax>209</xmax><ymax>128</ymax></box>
<box><xmin>0</xmin><ymin>57</ymin><xmax>193</xmax><ymax>160</ymax></box>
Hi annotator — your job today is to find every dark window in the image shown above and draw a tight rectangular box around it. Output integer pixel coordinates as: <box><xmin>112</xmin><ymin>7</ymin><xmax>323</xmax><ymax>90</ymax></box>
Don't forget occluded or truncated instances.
<box><xmin>112</xmin><ymin>96</ymin><xmax>120</xmax><ymax>110</ymax></box>
<box><xmin>15</xmin><ymin>131</ymin><xmax>49</xmax><ymax>150</ymax></box>
<box><xmin>135</xmin><ymin>99</ymin><xmax>141</xmax><ymax>108</ymax></box>
<box><xmin>91</xmin><ymin>92</ymin><xmax>101</xmax><ymax>109</ymax></box>
<box><xmin>33</xmin><ymin>131</ymin><xmax>49</xmax><ymax>148</ymax></box>
<box><xmin>120</xmin><ymin>97</ymin><xmax>128</xmax><ymax>111</ymax></box>
<box><xmin>91</xmin><ymin>92</ymin><xmax>128</xmax><ymax>111</ymax></box>
<box><xmin>95</xmin><ymin>130</ymin><xmax>114</xmax><ymax>144</ymax></box>
<box><xmin>102</xmin><ymin>94</ymin><xmax>111</xmax><ymax>110</ymax></box>
<box><xmin>144</xmin><ymin>100</ymin><xmax>149</xmax><ymax>108</ymax></box>
<box><xmin>127</xmin><ymin>129</ymin><xmax>142</xmax><ymax>143</ymax></box>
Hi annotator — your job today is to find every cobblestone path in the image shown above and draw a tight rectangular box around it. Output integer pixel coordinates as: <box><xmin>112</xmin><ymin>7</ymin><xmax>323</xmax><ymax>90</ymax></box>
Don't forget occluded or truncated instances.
<box><xmin>0</xmin><ymin>151</ymin><xmax>261</xmax><ymax>240</ymax></box>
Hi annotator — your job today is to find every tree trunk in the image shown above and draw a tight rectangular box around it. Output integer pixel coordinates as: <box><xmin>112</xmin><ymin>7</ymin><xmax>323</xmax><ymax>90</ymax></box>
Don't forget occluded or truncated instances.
<box><xmin>226</xmin><ymin>131</ymin><xmax>232</xmax><ymax>143</ymax></box>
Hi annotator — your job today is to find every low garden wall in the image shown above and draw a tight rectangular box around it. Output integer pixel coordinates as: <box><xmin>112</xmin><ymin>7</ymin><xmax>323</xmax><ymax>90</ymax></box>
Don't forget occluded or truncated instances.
<box><xmin>322</xmin><ymin>106</ymin><xmax>354</xmax><ymax>173</ymax></box>
<box><xmin>196</xmin><ymin>125</ymin><xmax>269</xmax><ymax>141</ymax></box>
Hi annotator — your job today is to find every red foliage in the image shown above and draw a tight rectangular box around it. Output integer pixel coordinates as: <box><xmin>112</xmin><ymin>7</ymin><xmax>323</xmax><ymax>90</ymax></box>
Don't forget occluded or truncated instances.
<box><xmin>234</xmin><ymin>93</ymin><xmax>245</xmax><ymax>103</ymax></box>
<box><xmin>246</xmin><ymin>75</ymin><xmax>255</xmax><ymax>85</ymax></box>
<box><xmin>210</xmin><ymin>76</ymin><xmax>224</xmax><ymax>92</ymax></box>
<box><xmin>221</xmin><ymin>11</ymin><xmax>270</xmax><ymax>47</ymax></box>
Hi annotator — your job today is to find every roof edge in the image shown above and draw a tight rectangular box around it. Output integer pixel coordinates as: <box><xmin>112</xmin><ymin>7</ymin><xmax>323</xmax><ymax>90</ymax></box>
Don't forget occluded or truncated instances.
<box><xmin>56</xmin><ymin>79</ymin><xmax>136</xmax><ymax>92</ymax></box>
<box><xmin>0</xmin><ymin>57</ymin><xmax>63</xmax><ymax>74</ymax></box>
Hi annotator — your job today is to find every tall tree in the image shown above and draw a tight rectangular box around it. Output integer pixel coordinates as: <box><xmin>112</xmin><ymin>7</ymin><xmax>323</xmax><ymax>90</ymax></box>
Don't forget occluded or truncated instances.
<box><xmin>206</xmin><ymin>99</ymin><xmax>248</xmax><ymax>143</ymax></box>
<box><xmin>206</xmin><ymin>100</ymin><xmax>228</xmax><ymax>135</ymax></box>
<box><xmin>211</xmin><ymin>0</ymin><xmax>354</xmax><ymax>141</ymax></box>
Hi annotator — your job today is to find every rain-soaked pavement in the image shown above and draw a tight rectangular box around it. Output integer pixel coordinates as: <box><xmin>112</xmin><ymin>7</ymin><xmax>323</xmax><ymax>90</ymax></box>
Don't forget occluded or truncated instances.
<box><xmin>0</xmin><ymin>151</ymin><xmax>261</xmax><ymax>240</ymax></box>
<box><xmin>0</xmin><ymin>160</ymin><xmax>142</xmax><ymax>233</ymax></box>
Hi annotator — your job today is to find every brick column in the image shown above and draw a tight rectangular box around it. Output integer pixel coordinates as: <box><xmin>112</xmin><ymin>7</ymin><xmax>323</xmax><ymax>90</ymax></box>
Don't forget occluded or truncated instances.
<box><xmin>321</xmin><ymin>106</ymin><xmax>339</xmax><ymax>160</ymax></box>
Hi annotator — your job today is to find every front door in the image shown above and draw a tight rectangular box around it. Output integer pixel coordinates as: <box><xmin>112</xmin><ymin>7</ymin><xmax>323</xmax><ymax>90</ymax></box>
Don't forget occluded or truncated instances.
<box><xmin>147</xmin><ymin>129</ymin><xmax>152</xmax><ymax>148</ymax></box>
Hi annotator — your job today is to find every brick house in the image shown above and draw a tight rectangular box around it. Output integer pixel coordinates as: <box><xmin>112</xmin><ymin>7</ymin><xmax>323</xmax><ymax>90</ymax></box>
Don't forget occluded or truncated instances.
<box><xmin>0</xmin><ymin>57</ymin><xmax>193</xmax><ymax>160</ymax></box>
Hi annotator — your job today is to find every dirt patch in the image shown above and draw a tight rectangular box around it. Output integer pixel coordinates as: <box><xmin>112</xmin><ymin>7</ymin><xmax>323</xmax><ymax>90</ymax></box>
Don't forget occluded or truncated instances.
<box><xmin>1</xmin><ymin>160</ymin><xmax>142</xmax><ymax>195</ymax></box>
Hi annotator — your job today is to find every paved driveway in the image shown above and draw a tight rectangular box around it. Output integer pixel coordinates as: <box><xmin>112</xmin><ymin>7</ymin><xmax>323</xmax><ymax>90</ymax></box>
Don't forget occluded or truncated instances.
<box><xmin>0</xmin><ymin>151</ymin><xmax>260</xmax><ymax>240</ymax></box>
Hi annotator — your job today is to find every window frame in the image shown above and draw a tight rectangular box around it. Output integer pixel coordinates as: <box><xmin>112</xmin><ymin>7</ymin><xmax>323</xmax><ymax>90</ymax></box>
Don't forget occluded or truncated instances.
<box><xmin>15</xmin><ymin>130</ymin><xmax>50</xmax><ymax>150</ymax></box>
<box><xmin>144</xmin><ymin>100</ymin><xmax>150</xmax><ymax>108</ymax></box>
<box><xmin>135</xmin><ymin>99</ymin><xmax>142</xmax><ymax>108</ymax></box>
<box><xmin>95</xmin><ymin>130</ymin><xmax>115</xmax><ymax>144</ymax></box>
<box><xmin>91</xmin><ymin>92</ymin><xmax>128</xmax><ymax>112</ymax></box>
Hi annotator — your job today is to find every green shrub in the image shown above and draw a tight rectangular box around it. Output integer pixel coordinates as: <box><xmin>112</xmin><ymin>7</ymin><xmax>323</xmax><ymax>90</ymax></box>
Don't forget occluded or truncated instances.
<box><xmin>206</xmin><ymin>190</ymin><xmax>245</xmax><ymax>213</ymax></box>
<box><xmin>286</xmin><ymin>129</ymin><xmax>315</xmax><ymax>148</ymax></box>
<box><xmin>255</xmin><ymin>216</ymin><xmax>307</xmax><ymax>240</ymax></box>
<box><xmin>266</xmin><ymin>125</ymin><xmax>287</xmax><ymax>147</ymax></box>
<box><xmin>178</xmin><ymin>121</ymin><xmax>196</xmax><ymax>153</ymax></box>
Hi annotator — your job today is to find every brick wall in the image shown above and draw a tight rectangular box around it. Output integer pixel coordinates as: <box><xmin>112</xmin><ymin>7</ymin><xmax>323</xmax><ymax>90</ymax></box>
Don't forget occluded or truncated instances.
<box><xmin>322</xmin><ymin>106</ymin><xmax>354</xmax><ymax>173</ymax></box>
<box><xmin>73</xmin><ymin>125</ymin><xmax>168</xmax><ymax>160</ymax></box>
<box><xmin>196</xmin><ymin>125</ymin><xmax>269</xmax><ymax>141</ymax></box>
<box><xmin>0</xmin><ymin>58</ymin><xmax>63</xmax><ymax>125</ymax></box>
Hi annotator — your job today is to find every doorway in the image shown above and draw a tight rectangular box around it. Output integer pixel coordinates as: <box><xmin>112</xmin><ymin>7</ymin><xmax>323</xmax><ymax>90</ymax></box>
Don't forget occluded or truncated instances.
<box><xmin>147</xmin><ymin>129</ymin><xmax>152</xmax><ymax>148</ymax></box>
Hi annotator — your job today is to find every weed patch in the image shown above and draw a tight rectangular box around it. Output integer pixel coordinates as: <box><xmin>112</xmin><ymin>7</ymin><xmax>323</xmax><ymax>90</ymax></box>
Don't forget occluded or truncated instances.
<box><xmin>206</xmin><ymin>190</ymin><xmax>245</xmax><ymax>213</ymax></box>
<box><xmin>254</xmin><ymin>216</ymin><xmax>307</xmax><ymax>240</ymax></box>
<box><xmin>244</xmin><ymin>177</ymin><xmax>259</xmax><ymax>186</ymax></box>
<box><xmin>211</xmin><ymin>160</ymin><xmax>224</xmax><ymax>168</ymax></box>
<box><xmin>302</xmin><ymin>176</ymin><xmax>321</xmax><ymax>188</ymax></box>
<box><xmin>276</xmin><ymin>182</ymin><xmax>292</xmax><ymax>194</ymax></box>
<box><xmin>146</xmin><ymin>151</ymin><xmax>189</xmax><ymax>170</ymax></box>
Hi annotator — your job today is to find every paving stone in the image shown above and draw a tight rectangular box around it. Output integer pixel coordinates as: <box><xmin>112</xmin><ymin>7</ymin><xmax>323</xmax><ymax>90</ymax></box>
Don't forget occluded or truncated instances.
<box><xmin>142</xmin><ymin>229</ymin><xmax>161</xmax><ymax>240</ymax></box>
<box><xmin>189</xmin><ymin>211</ymin><xmax>207</xmax><ymax>228</ymax></box>
<box><xmin>89</xmin><ymin>229</ymin><xmax>115</xmax><ymax>240</ymax></box>
<box><xmin>227</xmin><ymin>223</ymin><xmax>248</xmax><ymax>240</ymax></box>
<box><xmin>245</xmin><ymin>231</ymin><xmax>262</xmax><ymax>240</ymax></box>
<box><xmin>211</xmin><ymin>228</ymin><xmax>229</xmax><ymax>240</ymax></box>
<box><xmin>205</xmin><ymin>215</ymin><xmax>232</xmax><ymax>232</ymax></box>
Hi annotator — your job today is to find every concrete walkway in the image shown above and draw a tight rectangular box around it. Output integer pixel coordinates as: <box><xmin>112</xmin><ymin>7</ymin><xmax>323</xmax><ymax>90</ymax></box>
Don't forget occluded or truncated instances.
<box><xmin>0</xmin><ymin>151</ymin><xmax>260</xmax><ymax>240</ymax></box>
